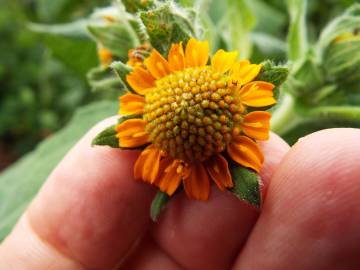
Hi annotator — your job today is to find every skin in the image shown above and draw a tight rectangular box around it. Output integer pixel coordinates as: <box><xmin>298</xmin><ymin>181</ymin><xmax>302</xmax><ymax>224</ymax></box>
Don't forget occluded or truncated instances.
<box><xmin>0</xmin><ymin>118</ymin><xmax>360</xmax><ymax>270</ymax></box>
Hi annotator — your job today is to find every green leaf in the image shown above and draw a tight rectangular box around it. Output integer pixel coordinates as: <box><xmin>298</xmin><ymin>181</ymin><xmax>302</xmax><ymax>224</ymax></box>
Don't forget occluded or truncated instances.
<box><xmin>256</xmin><ymin>60</ymin><xmax>289</xmax><ymax>108</ymax></box>
<box><xmin>257</xmin><ymin>60</ymin><xmax>289</xmax><ymax>88</ymax></box>
<box><xmin>87</xmin><ymin>66</ymin><xmax>126</xmax><ymax>94</ymax></box>
<box><xmin>110</xmin><ymin>61</ymin><xmax>133</xmax><ymax>92</ymax></box>
<box><xmin>251</xmin><ymin>32</ymin><xmax>287</xmax><ymax>63</ymax></box>
<box><xmin>121</xmin><ymin>0</ymin><xmax>155</xmax><ymax>13</ymax></box>
<box><xmin>140</xmin><ymin>3</ymin><xmax>195</xmax><ymax>56</ymax></box>
<box><xmin>0</xmin><ymin>101</ymin><xmax>118</xmax><ymax>241</ymax></box>
<box><xmin>88</xmin><ymin>24</ymin><xmax>138</xmax><ymax>62</ymax></box>
<box><xmin>226</xmin><ymin>0</ymin><xmax>256</xmax><ymax>58</ymax></box>
<box><xmin>174</xmin><ymin>0</ymin><xmax>196</xmax><ymax>7</ymax></box>
<box><xmin>92</xmin><ymin>125</ymin><xmax>118</xmax><ymax>148</ymax></box>
<box><xmin>229</xmin><ymin>163</ymin><xmax>261</xmax><ymax>208</ymax></box>
<box><xmin>286</xmin><ymin>0</ymin><xmax>308</xmax><ymax>61</ymax></box>
<box><xmin>29</xmin><ymin>22</ymin><xmax>98</xmax><ymax>76</ymax></box>
<box><xmin>285</xmin><ymin>51</ymin><xmax>324</xmax><ymax>98</ymax></box>
<box><xmin>151</xmin><ymin>191</ymin><xmax>170</xmax><ymax>222</ymax></box>
<box><xmin>92</xmin><ymin>115</ymin><xmax>148</xmax><ymax>150</ymax></box>
<box><xmin>247</xmin><ymin>0</ymin><xmax>287</xmax><ymax>36</ymax></box>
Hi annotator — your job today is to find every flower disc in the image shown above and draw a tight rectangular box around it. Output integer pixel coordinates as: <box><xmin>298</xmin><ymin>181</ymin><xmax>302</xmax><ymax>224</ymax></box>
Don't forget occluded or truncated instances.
<box><xmin>143</xmin><ymin>66</ymin><xmax>243</xmax><ymax>162</ymax></box>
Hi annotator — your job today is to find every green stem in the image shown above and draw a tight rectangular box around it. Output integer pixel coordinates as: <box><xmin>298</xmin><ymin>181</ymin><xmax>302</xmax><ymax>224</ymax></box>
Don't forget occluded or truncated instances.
<box><xmin>308</xmin><ymin>106</ymin><xmax>360</xmax><ymax>122</ymax></box>
<box><xmin>271</xmin><ymin>93</ymin><xmax>303</xmax><ymax>135</ymax></box>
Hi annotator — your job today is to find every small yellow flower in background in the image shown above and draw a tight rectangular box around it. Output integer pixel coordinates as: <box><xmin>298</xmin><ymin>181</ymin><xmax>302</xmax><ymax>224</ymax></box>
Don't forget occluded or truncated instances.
<box><xmin>98</xmin><ymin>46</ymin><xmax>113</xmax><ymax>67</ymax></box>
<box><xmin>117</xmin><ymin>38</ymin><xmax>275</xmax><ymax>200</ymax></box>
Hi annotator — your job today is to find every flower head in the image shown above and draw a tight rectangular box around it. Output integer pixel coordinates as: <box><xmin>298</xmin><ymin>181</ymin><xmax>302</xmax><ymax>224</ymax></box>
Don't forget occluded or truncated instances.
<box><xmin>117</xmin><ymin>38</ymin><xmax>275</xmax><ymax>200</ymax></box>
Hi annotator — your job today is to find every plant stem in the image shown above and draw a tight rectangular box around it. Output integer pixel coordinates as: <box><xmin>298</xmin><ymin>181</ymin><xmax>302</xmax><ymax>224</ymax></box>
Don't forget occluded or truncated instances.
<box><xmin>271</xmin><ymin>93</ymin><xmax>303</xmax><ymax>135</ymax></box>
<box><xmin>308</xmin><ymin>106</ymin><xmax>360</xmax><ymax>122</ymax></box>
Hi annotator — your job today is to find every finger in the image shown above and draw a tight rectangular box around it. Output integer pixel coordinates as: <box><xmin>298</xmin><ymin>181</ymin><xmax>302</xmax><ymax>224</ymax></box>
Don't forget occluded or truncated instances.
<box><xmin>151</xmin><ymin>133</ymin><xmax>290</xmax><ymax>270</ymax></box>
<box><xmin>0</xmin><ymin>117</ymin><xmax>155</xmax><ymax>270</ymax></box>
<box><xmin>234</xmin><ymin>128</ymin><xmax>360</xmax><ymax>270</ymax></box>
<box><xmin>120</xmin><ymin>236</ymin><xmax>183</xmax><ymax>270</ymax></box>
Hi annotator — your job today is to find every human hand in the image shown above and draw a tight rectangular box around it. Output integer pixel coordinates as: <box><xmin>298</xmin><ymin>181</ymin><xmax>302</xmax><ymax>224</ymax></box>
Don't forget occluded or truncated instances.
<box><xmin>1</xmin><ymin>118</ymin><xmax>360</xmax><ymax>270</ymax></box>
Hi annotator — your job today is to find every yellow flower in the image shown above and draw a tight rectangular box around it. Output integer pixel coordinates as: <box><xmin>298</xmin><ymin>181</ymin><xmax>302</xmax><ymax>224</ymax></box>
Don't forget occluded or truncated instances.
<box><xmin>98</xmin><ymin>46</ymin><xmax>113</xmax><ymax>67</ymax></box>
<box><xmin>117</xmin><ymin>38</ymin><xmax>275</xmax><ymax>200</ymax></box>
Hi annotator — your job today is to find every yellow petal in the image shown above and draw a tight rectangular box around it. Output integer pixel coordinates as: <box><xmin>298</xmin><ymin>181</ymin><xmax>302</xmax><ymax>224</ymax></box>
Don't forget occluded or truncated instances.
<box><xmin>227</xmin><ymin>136</ymin><xmax>264</xmax><ymax>172</ymax></box>
<box><xmin>239</xmin><ymin>81</ymin><xmax>276</xmax><ymax>107</ymax></box>
<box><xmin>231</xmin><ymin>60</ymin><xmax>262</xmax><ymax>84</ymax></box>
<box><xmin>183</xmin><ymin>162</ymin><xmax>210</xmax><ymax>200</ymax></box>
<box><xmin>119</xmin><ymin>93</ymin><xmax>145</xmax><ymax>115</ymax></box>
<box><xmin>98</xmin><ymin>47</ymin><xmax>113</xmax><ymax>67</ymax></box>
<box><xmin>156</xmin><ymin>159</ymin><xmax>184</xmax><ymax>196</ymax></box>
<box><xmin>241</xmin><ymin>111</ymin><xmax>271</xmax><ymax>140</ymax></box>
<box><xmin>211</xmin><ymin>49</ymin><xmax>238</xmax><ymax>74</ymax></box>
<box><xmin>134</xmin><ymin>145</ymin><xmax>162</xmax><ymax>184</ymax></box>
<box><xmin>126</xmin><ymin>67</ymin><xmax>155</xmax><ymax>95</ymax></box>
<box><xmin>185</xmin><ymin>38</ymin><xmax>209</xmax><ymax>68</ymax></box>
<box><xmin>144</xmin><ymin>49</ymin><xmax>171</xmax><ymax>79</ymax></box>
<box><xmin>115</xmin><ymin>119</ymin><xmax>149</xmax><ymax>148</ymax></box>
<box><xmin>168</xmin><ymin>42</ymin><xmax>185</xmax><ymax>71</ymax></box>
<box><xmin>205</xmin><ymin>154</ymin><xmax>233</xmax><ymax>191</ymax></box>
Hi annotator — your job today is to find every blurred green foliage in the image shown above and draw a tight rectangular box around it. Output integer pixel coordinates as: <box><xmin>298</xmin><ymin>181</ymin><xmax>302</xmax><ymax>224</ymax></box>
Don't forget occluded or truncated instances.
<box><xmin>0</xmin><ymin>0</ymin><xmax>110</xmax><ymax>167</ymax></box>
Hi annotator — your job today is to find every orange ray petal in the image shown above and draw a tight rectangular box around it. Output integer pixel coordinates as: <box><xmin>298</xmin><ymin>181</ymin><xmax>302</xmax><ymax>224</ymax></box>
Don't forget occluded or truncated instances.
<box><xmin>119</xmin><ymin>93</ymin><xmax>145</xmax><ymax>115</ymax></box>
<box><xmin>185</xmin><ymin>38</ymin><xmax>209</xmax><ymax>68</ymax></box>
<box><xmin>134</xmin><ymin>145</ymin><xmax>162</xmax><ymax>184</ymax></box>
<box><xmin>241</xmin><ymin>111</ymin><xmax>271</xmax><ymax>140</ymax></box>
<box><xmin>144</xmin><ymin>49</ymin><xmax>171</xmax><ymax>79</ymax></box>
<box><xmin>211</xmin><ymin>49</ymin><xmax>238</xmax><ymax>74</ymax></box>
<box><xmin>239</xmin><ymin>81</ymin><xmax>276</xmax><ymax>107</ymax></box>
<box><xmin>156</xmin><ymin>159</ymin><xmax>184</xmax><ymax>196</ymax></box>
<box><xmin>231</xmin><ymin>60</ymin><xmax>262</xmax><ymax>85</ymax></box>
<box><xmin>115</xmin><ymin>119</ymin><xmax>149</xmax><ymax>148</ymax></box>
<box><xmin>183</xmin><ymin>162</ymin><xmax>210</xmax><ymax>200</ymax></box>
<box><xmin>205</xmin><ymin>154</ymin><xmax>233</xmax><ymax>191</ymax></box>
<box><xmin>227</xmin><ymin>136</ymin><xmax>264</xmax><ymax>172</ymax></box>
<box><xmin>126</xmin><ymin>67</ymin><xmax>155</xmax><ymax>95</ymax></box>
<box><xmin>168</xmin><ymin>42</ymin><xmax>185</xmax><ymax>71</ymax></box>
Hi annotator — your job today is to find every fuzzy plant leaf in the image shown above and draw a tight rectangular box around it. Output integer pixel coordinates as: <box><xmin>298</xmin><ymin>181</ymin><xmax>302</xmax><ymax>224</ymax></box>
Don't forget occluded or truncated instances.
<box><xmin>110</xmin><ymin>61</ymin><xmax>133</xmax><ymax>92</ymax></box>
<box><xmin>87</xmin><ymin>66</ymin><xmax>127</xmax><ymax>94</ymax></box>
<box><xmin>121</xmin><ymin>0</ymin><xmax>155</xmax><ymax>13</ymax></box>
<box><xmin>257</xmin><ymin>61</ymin><xmax>289</xmax><ymax>88</ymax></box>
<box><xmin>229</xmin><ymin>162</ymin><xmax>261</xmax><ymax>208</ymax></box>
<box><xmin>256</xmin><ymin>60</ymin><xmax>289</xmax><ymax>108</ymax></box>
<box><xmin>92</xmin><ymin>115</ymin><xmax>147</xmax><ymax>150</ymax></box>
<box><xmin>151</xmin><ymin>191</ymin><xmax>170</xmax><ymax>222</ymax></box>
<box><xmin>30</xmin><ymin>21</ymin><xmax>97</xmax><ymax>76</ymax></box>
<box><xmin>140</xmin><ymin>3</ymin><xmax>195</xmax><ymax>56</ymax></box>
<box><xmin>226</xmin><ymin>0</ymin><xmax>256</xmax><ymax>59</ymax></box>
<box><xmin>286</xmin><ymin>51</ymin><xmax>324</xmax><ymax>98</ymax></box>
<box><xmin>88</xmin><ymin>24</ymin><xmax>138</xmax><ymax>61</ymax></box>
<box><xmin>92</xmin><ymin>125</ymin><xmax>118</xmax><ymax>148</ymax></box>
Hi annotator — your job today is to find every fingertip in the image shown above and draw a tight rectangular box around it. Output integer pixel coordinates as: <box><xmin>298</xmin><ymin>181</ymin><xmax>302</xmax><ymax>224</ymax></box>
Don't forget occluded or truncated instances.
<box><xmin>234</xmin><ymin>128</ymin><xmax>360</xmax><ymax>270</ymax></box>
<box><xmin>258</xmin><ymin>132</ymin><xmax>290</xmax><ymax>195</ymax></box>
